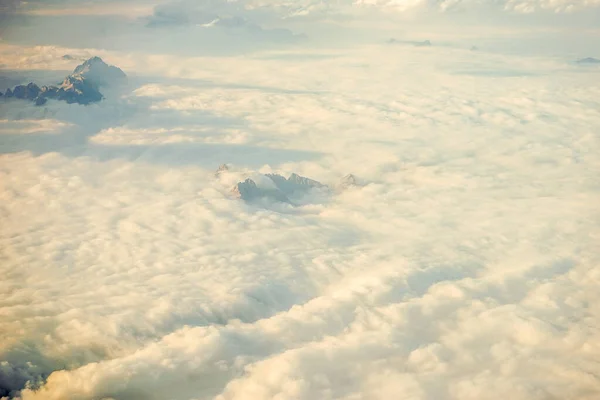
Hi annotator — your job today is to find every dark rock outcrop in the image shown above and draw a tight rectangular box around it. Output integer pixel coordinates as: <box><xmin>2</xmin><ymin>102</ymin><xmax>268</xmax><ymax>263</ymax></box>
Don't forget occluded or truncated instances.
<box><xmin>339</xmin><ymin>174</ymin><xmax>358</xmax><ymax>189</ymax></box>
<box><xmin>231</xmin><ymin>173</ymin><xmax>327</xmax><ymax>204</ymax></box>
<box><xmin>265</xmin><ymin>173</ymin><xmax>327</xmax><ymax>196</ymax></box>
<box><xmin>54</xmin><ymin>75</ymin><xmax>103</xmax><ymax>104</ymax></box>
<box><xmin>215</xmin><ymin>164</ymin><xmax>230</xmax><ymax>177</ymax></box>
<box><xmin>12</xmin><ymin>83</ymin><xmax>41</xmax><ymax>100</ymax></box>
<box><xmin>227</xmin><ymin>170</ymin><xmax>362</xmax><ymax>206</ymax></box>
<box><xmin>232</xmin><ymin>178</ymin><xmax>291</xmax><ymax>203</ymax></box>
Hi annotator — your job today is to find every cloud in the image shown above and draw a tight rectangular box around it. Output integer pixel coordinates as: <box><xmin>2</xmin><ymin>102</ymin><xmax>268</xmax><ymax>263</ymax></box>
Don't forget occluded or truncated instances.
<box><xmin>354</xmin><ymin>0</ymin><xmax>600</xmax><ymax>13</ymax></box>
<box><xmin>501</xmin><ymin>0</ymin><xmax>600</xmax><ymax>12</ymax></box>
<box><xmin>1</xmin><ymin>9</ymin><xmax>600</xmax><ymax>400</ymax></box>
<box><xmin>1</xmin><ymin>0</ymin><xmax>158</xmax><ymax>17</ymax></box>
<box><xmin>0</xmin><ymin>119</ymin><xmax>73</xmax><ymax>134</ymax></box>
<box><xmin>89</xmin><ymin>125</ymin><xmax>251</xmax><ymax>146</ymax></box>
<box><xmin>145</xmin><ymin>0</ymin><xmax>600</xmax><ymax>20</ymax></box>
<box><xmin>144</xmin><ymin>0</ymin><xmax>305</xmax><ymax>43</ymax></box>
<box><xmin>20</xmin><ymin>3</ymin><xmax>156</xmax><ymax>19</ymax></box>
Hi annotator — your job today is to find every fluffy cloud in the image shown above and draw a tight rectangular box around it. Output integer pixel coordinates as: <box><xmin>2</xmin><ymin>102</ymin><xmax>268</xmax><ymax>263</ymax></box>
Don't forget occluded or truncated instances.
<box><xmin>1</xmin><ymin>10</ymin><xmax>599</xmax><ymax>400</ymax></box>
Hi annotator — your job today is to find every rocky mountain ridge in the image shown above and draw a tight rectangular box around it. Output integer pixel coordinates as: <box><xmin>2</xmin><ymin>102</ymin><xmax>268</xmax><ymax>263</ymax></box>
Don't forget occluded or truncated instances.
<box><xmin>0</xmin><ymin>57</ymin><xmax>126</xmax><ymax>106</ymax></box>
<box><xmin>217</xmin><ymin>165</ymin><xmax>360</xmax><ymax>206</ymax></box>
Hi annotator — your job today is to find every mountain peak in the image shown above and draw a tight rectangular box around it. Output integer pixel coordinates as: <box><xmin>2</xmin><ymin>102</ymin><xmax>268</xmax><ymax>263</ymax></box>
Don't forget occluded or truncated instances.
<box><xmin>231</xmin><ymin>172</ymin><xmax>328</xmax><ymax>205</ymax></box>
<box><xmin>339</xmin><ymin>174</ymin><xmax>360</xmax><ymax>189</ymax></box>
<box><xmin>215</xmin><ymin>164</ymin><xmax>230</xmax><ymax>177</ymax></box>
<box><xmin>1</xmin><ymin>56</ymin><xmax>126</xmax><ymax>106</ymax></box>
<box><xmin>87</xmin><ymin>56</ymin><xmax>104</xmax><ymax>63</ymax></box>
<box><xmin>72</xmin><ymin>57</ymin><xmax>108</xmax><ymax>74</ymax></box>
<box><xmin>71</xmin><ymin>57</ymin><xmax>127</xmax><ymax>88</ymax></box>
<box><xmin>83</xmin><ymin>56</ymin><xmax>105</xmax><ymax>64</ymax></box>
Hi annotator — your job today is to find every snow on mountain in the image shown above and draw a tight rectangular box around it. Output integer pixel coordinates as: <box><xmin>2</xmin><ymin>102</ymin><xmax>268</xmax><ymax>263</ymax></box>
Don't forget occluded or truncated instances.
<box><xmin>1</xmin><ymin>57</ymin><xmax>126</xmax><ymax>106</ymax></box>
<box><xmin>71</xmin><ymin>56</ymin><xmax>127</xmax><ymax>88</ymax></box>
<box><xmin>228</xmin><ymin>171</ymin><xmax>359</xmax><ymax>205</ymax></box>
<box><xmin>229</xmin><ymin>171</ymin><xmax>331</xmax><ymax>204</ymax></box>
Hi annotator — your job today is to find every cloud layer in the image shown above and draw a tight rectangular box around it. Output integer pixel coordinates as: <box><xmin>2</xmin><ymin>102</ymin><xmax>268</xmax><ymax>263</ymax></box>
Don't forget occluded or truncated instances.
<box><xmin>145</xmin><ymin>0</ymin><xmax>600</xmax><ymax>18</ymax></box>
<box><xmin>1</xmin><ymin>6</ymin><xmax>599</xmax><ymax>400</ymax></box>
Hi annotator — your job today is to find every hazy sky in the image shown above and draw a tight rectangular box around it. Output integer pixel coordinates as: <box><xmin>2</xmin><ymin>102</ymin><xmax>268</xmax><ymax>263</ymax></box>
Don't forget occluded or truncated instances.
<box><xmin>0</xmin><ymin>1</ymin><xmax>599</xmax><ymax>400</ymax></box>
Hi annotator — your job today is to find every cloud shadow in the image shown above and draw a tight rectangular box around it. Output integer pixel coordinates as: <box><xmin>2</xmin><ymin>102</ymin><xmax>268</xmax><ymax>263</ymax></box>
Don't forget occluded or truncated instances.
<box><xmin>0</xmin><ymin>93</ymin><xmax>321</xmax><ymax>168</ymax></box>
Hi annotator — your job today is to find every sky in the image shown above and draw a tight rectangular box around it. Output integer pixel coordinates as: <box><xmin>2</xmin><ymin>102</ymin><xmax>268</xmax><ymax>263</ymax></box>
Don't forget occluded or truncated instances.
<box><xmin>0</xmin><ymin>0</ymin><xmax>599</xmax><ymax>399</ymax></box>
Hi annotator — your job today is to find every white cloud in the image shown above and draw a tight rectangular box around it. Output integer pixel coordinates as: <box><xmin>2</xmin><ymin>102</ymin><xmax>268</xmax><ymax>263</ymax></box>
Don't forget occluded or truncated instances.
<box><xmin>16</xmin><ymin>2</ymin><xmax>159</xmax><ymax>19</ymax></box>
<box><xmin>148</xmin><ymin>0</ymin><xmax>600</xmax><ymax>19</ymax></box>
<box><xmin>501</xmin><ymin>0</ymin><xmax>600</xmax><ymax>12</ymax></box>
<box><xmin>90</xmin><ymin>126</ymin><xmax>250</xmax><ymax>145</ymax></box>
<box><xmin>1</xmin><ymin>12</ymin><xmax>599</xmax><ymax>400</ymax></box>
<box><xmin>0</xmin><ymin>119</ymin><xmax>72</xmax><ymax>135</ymax></box>
<box><xmin>354</xmin><ymin>0</ymin><xmax>600</xmax><ymax>13</ymax></box>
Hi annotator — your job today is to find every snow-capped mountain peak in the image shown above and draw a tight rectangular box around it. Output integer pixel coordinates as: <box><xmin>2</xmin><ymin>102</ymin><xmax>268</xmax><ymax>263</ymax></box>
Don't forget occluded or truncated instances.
<box><xmin>70</xmin><ymin>56</ymin><xmax>127</xmax><ymax>88</ymax></box>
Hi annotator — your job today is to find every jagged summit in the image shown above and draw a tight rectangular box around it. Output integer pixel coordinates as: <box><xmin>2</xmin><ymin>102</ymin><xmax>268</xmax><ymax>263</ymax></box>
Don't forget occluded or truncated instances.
<box><xmin>71</xmin><ymin>56</ymin><xmax>127</xmax><ymax>88</ymax></box>
<box><xmin>215</xmin><ymin>164</ymin><xmax>230</xmax><ymax>177</ymax></box>
<box><xmin>76</xmin><ymin>56</ymin><xmax>103</xmax><ymax>66</ymax></box>
<box><xmin>339</xmin><ymin>174</ymin><xmax>358</xmax><ymax>189</ymax></box>
<box><xmin>221</xmin><ymin>167</ymin><xmax>364</xmax><ymax>209</ymax></box>
<box><xmin>1</xmin><ymin>57</ymin><xmax>127</xmax><ymax>106</ymax></box>
<box><xmin>288</xmin><ymin>173</ymin><xmax>325</xmax><ymax>189</ymax></box>
<box><xmin>232</xmin><ymin>178</ymin><xmax>291</xmax><ymax>204</ymax></box>
<box><xmin>231</xmin><ymin>173</ymin><xmax>328</xmax><ymax>204</ymax></box>
<box><xmin>265</xmin><ymin>173</ymin><xmax>326</xmax><ymax>196</ymax></box>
